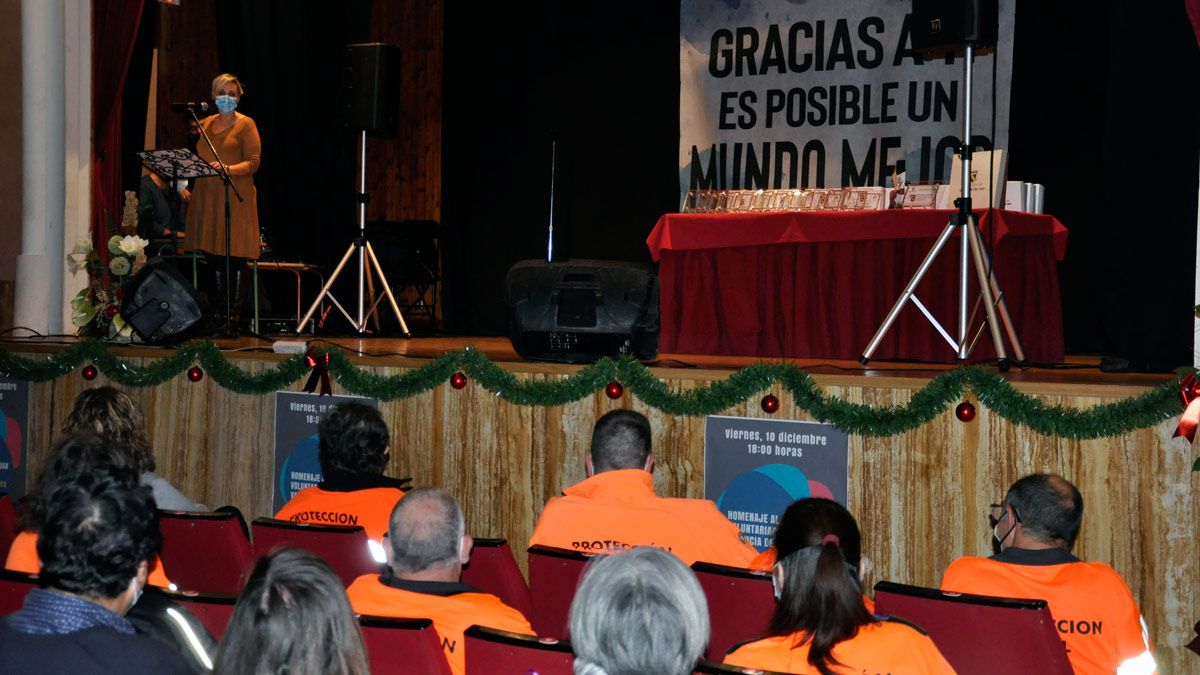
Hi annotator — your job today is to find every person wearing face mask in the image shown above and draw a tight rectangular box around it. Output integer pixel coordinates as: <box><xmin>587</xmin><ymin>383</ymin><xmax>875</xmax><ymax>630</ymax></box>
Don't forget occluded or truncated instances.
<box><xmin>941</xmin><ymin>474</ymin><xmax>1156</xmax><ymax>675</ymax></box>
<box><xmin>184</xmin><ymin>72</ymin><xmax>262</xmax><ymax>329</ymax></box>
<box><xmin>725</xmin><ymin>498</ymin><xmax>952</xmax><ymax>674</ymax></box>
<box><xmin>0</xmin><ymin>447</ymin><xmax>190</xmax><ymax>674</ymax></box>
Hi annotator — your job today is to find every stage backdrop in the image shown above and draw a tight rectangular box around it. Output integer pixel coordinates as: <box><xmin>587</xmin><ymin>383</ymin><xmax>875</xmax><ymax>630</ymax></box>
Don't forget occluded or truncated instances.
<box><xmin>680</xmin><ymin>0</ymin><xmax>1014</xmax><ymax>193</ymax></box>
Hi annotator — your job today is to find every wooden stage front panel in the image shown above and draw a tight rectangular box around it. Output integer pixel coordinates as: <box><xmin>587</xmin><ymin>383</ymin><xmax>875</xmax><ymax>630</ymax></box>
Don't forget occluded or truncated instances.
<box><xmin>10</xmin><ymin>339</ymin><xmax>1198</xmax><ymax>672</ymax></box>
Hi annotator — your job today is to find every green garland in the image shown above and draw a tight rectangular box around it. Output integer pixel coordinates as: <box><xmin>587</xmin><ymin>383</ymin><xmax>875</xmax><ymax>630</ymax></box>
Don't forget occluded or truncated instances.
<box><xmin>0</xmin><ymin>341</ymin><xmax>1187</xmax><ymax>445</ymax></box>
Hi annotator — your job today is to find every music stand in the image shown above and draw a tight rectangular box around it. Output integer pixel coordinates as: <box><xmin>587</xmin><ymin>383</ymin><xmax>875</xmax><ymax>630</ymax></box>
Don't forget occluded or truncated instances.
<box><xmin>136</xmin><ymin>148</ymin><xmax>219</xmax><ymax>225</ymax></box>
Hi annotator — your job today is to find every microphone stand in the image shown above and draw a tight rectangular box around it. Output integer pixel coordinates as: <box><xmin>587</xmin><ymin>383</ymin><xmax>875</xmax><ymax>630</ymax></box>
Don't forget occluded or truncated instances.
<box><xmin>190</xmin><ymin>109</ymin><xmax>244</xmax><ymax>337</ymax></box>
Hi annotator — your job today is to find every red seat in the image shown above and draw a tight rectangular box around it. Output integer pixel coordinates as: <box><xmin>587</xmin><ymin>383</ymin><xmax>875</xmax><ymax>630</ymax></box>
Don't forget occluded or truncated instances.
<box><xmin>251</xmin><ymin>517</ymin><xmax>380</xmax><ymax>586</ymax></box>
<box><xmin>0</xmin><ymin>568</ymin><xmax>37</xmax><ymax>616</ymax></box>
<box><xmin>691</xmin><ymin>561</ymin><xmax>775</xmax><ymax>661</ymax></box>
<box><xmin>460</xmin><ymin>538</ymin><xmax>532</xmax><ymax>618</ymax></box>
<box><xmin>464</xmin><ymin>625</ymin><xmax>573</xmax><ymax>675</ymax></box>
<box><xmin>873</xmin><ymin>580</ymin><xmax>1072</xmax><ymax>674</ymax></box>
<box><xmin>526</xmin><ymin>545</ymin><xmax>592</xmax><ymax>639</ymax></box>
<box><xmin>158</xmin><ymin>509</ymin><xmax>254</xmax><ymax>595</ymax></box>
<box><xmin>359</xmin><ymin>614</ymin><xmax>453</xmax><ymax>675</ymax></box>
<box><xmin>693</xmin><ymin>659</ymin><xmax>789</xmax><ymax>674</ymax></box>
<box><xmin>142</xmin><ymin>585</ymin><xmax>238</xmax><ymax>640</ymax></box>
<box><xmin>0</xmin><ymin>495</ymin><xmax>18</xmax><ymax>561</ymax></box>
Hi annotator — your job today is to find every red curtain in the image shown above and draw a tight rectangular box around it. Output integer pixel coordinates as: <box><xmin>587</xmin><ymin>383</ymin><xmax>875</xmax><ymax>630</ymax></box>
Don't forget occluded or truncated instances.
<box><xmin>1190</xmin><ymin>0</ymin><xmax>1200</xmax><ymax>47</ymax></box>
<box><xmin>91</xmin><ymin>0</ymin><xmax>145</xmax><ymax>262</ymax></box>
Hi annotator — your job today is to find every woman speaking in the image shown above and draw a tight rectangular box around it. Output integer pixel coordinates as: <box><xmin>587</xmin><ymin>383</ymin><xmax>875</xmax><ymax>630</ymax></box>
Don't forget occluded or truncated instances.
<box><xmin>185</xmin><ymin>73</ymin><xmax>261</xmax><ymax>327</ymax></box>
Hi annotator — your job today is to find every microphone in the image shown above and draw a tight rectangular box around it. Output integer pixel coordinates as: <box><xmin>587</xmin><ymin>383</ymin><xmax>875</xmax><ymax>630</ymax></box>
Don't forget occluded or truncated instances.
<box><xmin>171</xmin><ymin>101</ymin><xmax>209</xmax><ymax>113</ymax></box>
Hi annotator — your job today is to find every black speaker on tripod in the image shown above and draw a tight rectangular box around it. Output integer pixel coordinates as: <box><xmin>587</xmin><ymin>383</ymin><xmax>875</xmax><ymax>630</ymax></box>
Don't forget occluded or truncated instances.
<box><xmin>342</xmin><ymin>43</ymin><xmax>400</xmax><ymax>137</ymax></box>
<box><xmin>910</xmin><ymin>0</ymin><xmax>998</xmax><ymax>52</ymax></box>
<box><xmin>120</xmin><ymin>259</ymin><xmax>206</xmax><ymax>345</ymax></box>
<box><xmin>505</xmin><ymin>260</ymin><xmax>659</xmax><ymax>363</ymax></box>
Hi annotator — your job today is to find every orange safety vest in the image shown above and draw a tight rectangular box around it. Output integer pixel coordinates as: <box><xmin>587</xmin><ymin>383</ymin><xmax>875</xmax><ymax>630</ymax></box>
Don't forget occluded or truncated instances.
<box><xmin>941</xmin><ymin>554</ymin><xmax>1156</xmax><ymax>675</ymax></box>
<box><xmin>725</xmin><ymin>619</ymin><xmax>954</xmax><ymax>674</ymax></box>
<box><xmin>274</xmin><ymin>486</ymin><xmax>404</xmax><ymax>540</ymax></box>
<box><xmin>4</xmin><ymin>530</ymin><xmax>174</xmax><ymax>589</ymax></box>
<box><xmin>528</xmin><ymin>469</ymin><xmax>758</xmax><ymax>567</ymax></box>
<box><xmin>346</xmin><ymin>574</ymin><xmax>533</xmax><ymax>675</ymax></box>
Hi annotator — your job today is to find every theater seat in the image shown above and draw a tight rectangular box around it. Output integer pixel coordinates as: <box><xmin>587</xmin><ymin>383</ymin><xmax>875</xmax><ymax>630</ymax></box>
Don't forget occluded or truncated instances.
<box><xmin>251</xmin><ymin>517</ymin><xmax>380</xmax><ymax>586</ymax></box>
<box><xmin>0</xmin><ymin>494</ymin><xmax>17</xmax><ymax>561</ymax></box>
<box><xmin>693</xmin><ymin>660</ymin><xmax>790</xmax><ymax>674</ymax></box>
<box><xmin>691</xmin><ymin>561</ymin><xmax>775</xmax><ymax>660</ymax></box>
<box><xmin>141</xmin><ymin>586</ymin><xmax>239</xmax><ymax>640</ymax></box>
<box><xmin>460</xmin><ymin>538</ymin><xmax>532</xmax><ymax>617</ymax></box>
<box><xmin>359</xmin><ymin>614</ymin><xmax>453</xmax><ymax>675</ymax></box>
<box><xmin>873</xmin><ymin>580</ymin><xmax>1072</xmax><ymax>674</ymax></box>
<box><xmin>464</xmin><ymin>625</ymin><xmax>573</xmax><ymax>675</ymax></box>
<box><xmin>0</xmin><ymin>568</ymin><xmax>37</xmax><ymax>616</ymax></box>
<box><xmin>526</xmin><ymin>544</ymin><xmax>592</xmax><ymax>638</ymax></box>
<box><xmin>158</xmin><ymin>509</ymin><xmax>254</xmax><ymax>594</ymax></box>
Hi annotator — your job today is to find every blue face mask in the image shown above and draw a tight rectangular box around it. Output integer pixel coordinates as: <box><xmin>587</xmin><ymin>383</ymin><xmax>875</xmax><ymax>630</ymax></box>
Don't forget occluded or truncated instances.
<box><xmin>215</xmin><ymin>94</ymin><xmax>238</xmax><ymax>115</ymax></box>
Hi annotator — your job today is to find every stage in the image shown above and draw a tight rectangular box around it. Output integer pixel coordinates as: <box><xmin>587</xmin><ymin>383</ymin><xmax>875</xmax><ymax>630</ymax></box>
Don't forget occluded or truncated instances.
<box><xmin>2</xmin><ymin>336</ymin><xmax>1197</xmax><ymax>670</ymax></box>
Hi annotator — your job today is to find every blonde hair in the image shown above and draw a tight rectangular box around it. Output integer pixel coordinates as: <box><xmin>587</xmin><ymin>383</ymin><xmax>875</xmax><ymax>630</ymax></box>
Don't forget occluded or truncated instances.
<box><xmin>211</xmin><ymin>73</ymin><xmax>245</xmax><ymax>99</ymax></box>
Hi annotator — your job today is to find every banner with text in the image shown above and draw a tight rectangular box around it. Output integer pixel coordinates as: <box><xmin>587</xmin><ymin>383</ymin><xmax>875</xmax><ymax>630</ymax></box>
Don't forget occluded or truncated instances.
<box><xmin>0</xmin><ymin>375</ymin><xmax>29</xmax><ymax>500</ymax></box>
<box><xmin>680</xmin><ymin>0</ymin><xmax>1014</xmax><ymax>194</ymax></box>
<box><xmin>272</xmin><ymin>392</ymin><xmax>379</xmax><ymax>513</ymax></box>
<box><xmin>704</xmin><ymin>415</ymin><xmax>849</xmax><ymax>551</ymax></box>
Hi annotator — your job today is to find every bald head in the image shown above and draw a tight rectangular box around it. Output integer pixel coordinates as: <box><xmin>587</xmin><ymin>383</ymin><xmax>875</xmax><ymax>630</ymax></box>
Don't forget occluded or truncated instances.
<box><xmin>1004</xmin><ymin>473</ymin><xmax>1084</xmax><ymax>549</ymax></box>
<box><xmin>387</xmin><ymin>487</ymin><xmax>468</xmax><ymax>576</ymax></box>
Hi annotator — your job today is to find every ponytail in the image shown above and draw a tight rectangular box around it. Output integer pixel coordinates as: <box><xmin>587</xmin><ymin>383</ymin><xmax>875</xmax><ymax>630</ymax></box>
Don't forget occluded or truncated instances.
<box><xmin>767</xmin><ymin>518</ymin><xmax>872</xmax><ymax>675</ymax></box>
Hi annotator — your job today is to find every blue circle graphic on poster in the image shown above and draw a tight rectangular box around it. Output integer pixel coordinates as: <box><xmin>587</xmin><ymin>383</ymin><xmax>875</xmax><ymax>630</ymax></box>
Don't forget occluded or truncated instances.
<box><xmin>717</xmin><ymin>464</ymin><xmax>835</xmax><ymax>551</ymax></box>
<box><xmin>278</xmin><ymin>433</ymin><xmax>322</xmax><ymax>502</ymax></box>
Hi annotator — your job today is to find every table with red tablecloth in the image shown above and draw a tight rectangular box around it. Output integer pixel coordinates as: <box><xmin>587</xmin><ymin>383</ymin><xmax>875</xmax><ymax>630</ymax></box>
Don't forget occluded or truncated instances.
<box><xmin>645</xmin><ymin>209</ymin><xmax>1068</xmax><ymax>363</ymax></box>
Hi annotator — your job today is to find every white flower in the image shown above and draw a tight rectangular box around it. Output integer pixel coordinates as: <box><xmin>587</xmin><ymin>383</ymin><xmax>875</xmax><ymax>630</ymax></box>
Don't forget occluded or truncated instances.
<box><xmin>108</xmin><ymin>235</ymin><xmax>124</xmax><ymax>255</ymax></box>
<box><xmin>71</xmin><ymin>238</ymin><xmax>93</xmax><ymax>255</ymax></box>
<box><xmin>118</xmin><ymin>235</ymin><xmax>149</xmax><ymax>256</ymax></box>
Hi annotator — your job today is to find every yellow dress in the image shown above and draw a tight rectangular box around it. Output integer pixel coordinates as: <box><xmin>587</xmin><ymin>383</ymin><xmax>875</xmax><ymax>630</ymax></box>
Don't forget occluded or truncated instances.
<box><xmin>185</xmin><ymin>113</ymin><xmax>262</xmax><ymax>259</ymax></box>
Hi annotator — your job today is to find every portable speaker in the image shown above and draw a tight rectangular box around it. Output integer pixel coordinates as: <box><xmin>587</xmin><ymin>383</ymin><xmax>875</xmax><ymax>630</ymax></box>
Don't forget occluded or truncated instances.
<box><xmin>120</xmin><ymin>259</ymin><xmax>206</xmax><ymax>345</ymax></box>
<box><xmin>910</xmin><ymin>0</ymin><xmax>998</xmax><ymax>51</ymax></box>
<box><xmin>505</xmin><ymin>260</ymin><xmax>659</xmax><ymax>363</ymax></box>
<box><xmin>342</xmin><ymin>43</ymin><xmax>401</xmax><ymax>137</ymax></box>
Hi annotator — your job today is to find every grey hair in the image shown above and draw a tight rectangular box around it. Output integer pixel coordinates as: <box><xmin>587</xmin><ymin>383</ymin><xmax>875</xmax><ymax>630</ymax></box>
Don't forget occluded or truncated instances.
<box><xmin>569</xmin><ymin>547</ymin><xmax>710</xmax><ymax>675</ymax></box>
<box><xmin>387</xmin><ymin>487</ymin><xmax>465</xmax><ymax>574</ymax></box>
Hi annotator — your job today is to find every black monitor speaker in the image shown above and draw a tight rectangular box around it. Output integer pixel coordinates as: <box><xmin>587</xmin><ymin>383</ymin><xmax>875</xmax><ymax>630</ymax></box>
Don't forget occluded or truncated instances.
<box><xmin>910</xmin><ymin>0</ymin><xmax>998</xmax><ymax>51</ymax></box>
<box><xmin>343</xmin><ymin>43</ymin><xmax>400</xmax><ymax>137</ymax></box>
<box><xmin>505</xmin><ymin>259</ymin><xmax>659</xmax><ymax>363</ymax></box>
<box><xmin>120</xmin><ymin>259</ymin><xmax>206</xmax><ymax>345</ymax></box>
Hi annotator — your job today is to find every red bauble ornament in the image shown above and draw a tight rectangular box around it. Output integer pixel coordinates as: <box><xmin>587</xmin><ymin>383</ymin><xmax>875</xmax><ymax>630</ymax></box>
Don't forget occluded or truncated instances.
<box><xmin>450</xmin><ymin>372</ymin><xmax>468</xmax><ymax>389</ymax></box>
<box><xmin>955</xmin><ymin>401</ymin><xmax>977</xmax><ymax>422</ymax></box>
<box><xmin>81</xmin><ymin>364</ymin><xmax>98</xmax><ymax>381</ymax></box>
<box><xmin>103</xmin><ymin>304</ymin><xmax>119</xmax><ymax>318</ymax></box>
<box><xmin>187</xmin><ymin>366</ymin><xmax>204</xmax><ymax>383</ymax></box>
<box><xmin>605</xmin><ymin>381</ymin><xmax>624</xmax><ymax>399</ymax></box>
<box><xmin>761</xmin><ymin>394</ymin><xmax>780</xmax><ymax>414</ymax></box>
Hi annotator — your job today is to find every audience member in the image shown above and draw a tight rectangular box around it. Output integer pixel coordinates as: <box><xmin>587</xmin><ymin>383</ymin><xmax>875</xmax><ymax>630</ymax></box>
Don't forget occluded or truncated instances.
<box><xmin>569</xmin><ymin>547</ymin><xmax>710</xmax><ymax>675</ymax></box>
<box><xmin>0</xmin><ymin>457</ymin><xmax>189</xmax><ymax>673</ymax></box>
<box><xmin>275</xmin><ymin>401</ymin><xmax>409</xmax><ymax>541</ymax></box>
<box><xmin>6</xmin><ymin>434</ymin><xmax>173</xmax><ymax>588</ymax></box>
<box><xmin>941</xmin><ymin>473</ymin><xmax>1156</xmax><ymax>675</ymax></box>
<box><xmin>213</xmin><ymin>548</ymin><xmax>368</xmax><ymax>675</ymax></box>
<box><xmin>726</xmin><ymin>498</ymin><xmax>952</xmax><ymax>674</ymax></box>
<box><xmin>346</xmin><ymin>487</ymin><xmax>532</xmax><ymax>675</ymax></box>
<box><xmin>529</xmin><ymin>409</ymin><xmax>756</xmax><ymax>566</ymax></box>
<box><xmin>62</xmin><ymin>386</ymin><xmax>206</xmax><ymax>511</ymax></box>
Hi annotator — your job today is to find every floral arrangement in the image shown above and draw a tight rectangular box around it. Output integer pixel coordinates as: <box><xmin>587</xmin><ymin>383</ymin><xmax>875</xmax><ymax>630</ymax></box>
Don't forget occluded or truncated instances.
<box><xmin>69</xmin><ymin>191</ymin><xmax>149</xmax><ymax>338</ymax></box>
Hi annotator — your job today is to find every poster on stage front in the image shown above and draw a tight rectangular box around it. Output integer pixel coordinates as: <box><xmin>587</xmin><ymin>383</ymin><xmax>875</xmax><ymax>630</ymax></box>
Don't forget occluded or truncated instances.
<box><xmin>272</xmin><ymin>392</ymin><xmax>379</xmax><ymax>512</ymax></box>
<box><xmin>0</xmin><ymin>375</ymin><xmax>29</xmax><ymax>500</ymax></box>
<box><xmin>704</xmin><ymin>415</ymin><xmax>849</xmax><ymax>551</ymax></box>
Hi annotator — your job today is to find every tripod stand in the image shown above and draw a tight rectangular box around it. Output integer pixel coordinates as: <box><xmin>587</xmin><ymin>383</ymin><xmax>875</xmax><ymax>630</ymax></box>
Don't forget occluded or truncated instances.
<box><xmin>861</xmin><ymin>45</ymin><xmax>1024</xmax><ymax>367</ymax></box>
<box><xmin>298</xmin><ymin>131</ymin><xmax>410</xmax><ymax>336</ymax></box>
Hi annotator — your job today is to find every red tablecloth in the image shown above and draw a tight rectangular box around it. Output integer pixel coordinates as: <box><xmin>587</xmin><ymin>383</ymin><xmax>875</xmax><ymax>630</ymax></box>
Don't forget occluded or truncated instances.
<box><xmin>646</xmin><ymin>209</ymin><xmax>1068</xmax><ymax>363</ymax></box>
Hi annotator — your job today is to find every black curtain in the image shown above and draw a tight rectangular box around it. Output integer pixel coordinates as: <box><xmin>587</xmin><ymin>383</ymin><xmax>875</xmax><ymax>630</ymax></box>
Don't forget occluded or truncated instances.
<box><xmin>441</xmin><ymin>3</ymin><xmax>680</xmax><ymax>335</ymax></box>
<box><xmin>213</xmin><ymin>0</ymin><xmax>370</xmax><ymax>267</ymax></box>
<box><xmin>1007</xmin><ymin>2</ymin><xmax>1200</xmax><ymax>370</ymax></box>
